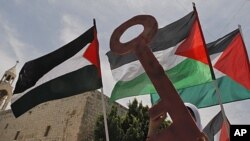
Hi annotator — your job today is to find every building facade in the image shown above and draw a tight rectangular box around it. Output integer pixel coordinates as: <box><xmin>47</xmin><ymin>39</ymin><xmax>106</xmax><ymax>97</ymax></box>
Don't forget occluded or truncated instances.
<box><xmin>0</xmin><ymin>63</ymin><xmax>17</xmax><ymax>111</ymax></box>
<box><xmin>0</xmin><ymin>65</ymin><xmax>127</xmax><ymax>141</ymax></box>
<box><xmin>0</xmin><ymin>91</ymin><xmax>127</xmax><ymax>141</ymax></box>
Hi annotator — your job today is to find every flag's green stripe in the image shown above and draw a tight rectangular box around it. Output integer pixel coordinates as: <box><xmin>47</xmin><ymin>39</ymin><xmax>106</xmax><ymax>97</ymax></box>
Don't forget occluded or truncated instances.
<box><xmin>151</xmin><ymin>76</ymin><xmax>250</xmax><ymax>108</ymax></box>
<box><xmin>150</xmin><ymin>92</ymin><xmax>161</xmax><ymax>105</ymax></box>
<box><xmin>167</xmin><ymin>59</ymin><xmax>212</xmax><ymax>89</ymax></box>
<box><xmin>178</xmin><ymin>76</ymin><xmax>250</xmax><ymax>108</ymax></box>
<box><xmin>110</xmin><ymin>59</ymin><xmax>211</xmax><ymax>101</ymax></box>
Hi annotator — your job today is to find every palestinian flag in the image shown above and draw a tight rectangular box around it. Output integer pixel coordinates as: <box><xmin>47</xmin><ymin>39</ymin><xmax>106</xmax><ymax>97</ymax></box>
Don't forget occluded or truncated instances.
<box><xmin>177</xmin><ymin>29</ymin><xmax>250</xmax><ymax>108</ymax></box>
<box><xmin>11</xmin><ymin>26</ymin><xmax>102</xmax><ymax>117</ymax></box>
<box><xmin>203</xmin><ymin>111</ymin><xmax>230</xmax><ymax>141</ymax></box>
<box><xmin>107</xmin><ymin>11</ymin><xmax>212</xmax><ymax>102</ymax></box>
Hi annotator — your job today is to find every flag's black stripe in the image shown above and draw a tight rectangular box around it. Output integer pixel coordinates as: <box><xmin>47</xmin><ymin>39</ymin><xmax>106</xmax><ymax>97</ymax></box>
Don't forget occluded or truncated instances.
<box><xmin>11</xmin><ymin>65</ymin><xmax>102</xmax><ymax>117</ymax></box>
<box><xmin>106</xmin><ymin>11</ymin><xmax>196</xmax><ymax>70</ymax></box>
<box><xmin>203</xmin><ymin>111</ymin><xmax>223</xmax><ymax>141</ymax></box>
<box><xmin>207</xmin><ymin>29</ymin><xmax>239</xmax><ymax>55</ymax></box>
<box><xmin>150</xmin><ymin>12</ymin><xmax>195</xmax><ymax>52</ymax></box>
<box><xmin>14</xmin><ymin>27</ymin><xmax>95</xmax><ymax>94</ymax></box>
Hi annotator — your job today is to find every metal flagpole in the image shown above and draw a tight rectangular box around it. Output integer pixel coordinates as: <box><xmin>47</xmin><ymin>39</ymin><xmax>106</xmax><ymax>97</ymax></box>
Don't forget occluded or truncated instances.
<box><xmin>238</xmin><ymin>25</ymin><xmax>244</xmax><ymax>40</ymax></box>
<box><xmin>93</xmin><ymin>18</ymin><xmax>110</xmax><ymax>141</ymax></box>
<box><xmin>192</xmin><ymin>2</ymin><xmax>230</xmax><ymax>137</ymax></box>
<box><xmin>238</xmin><ymin>24</ymin><xmax>250</xmax><ymax>68</ymax></box>
<box><xmin>212</xmin><ymin>80</ymin><xmax>230</xmax><ymax>133</ymax></box>
<box><xmin>101</xmin><ymin>88</ymin><xmax>110</xmax><ymax>141</ymax></box>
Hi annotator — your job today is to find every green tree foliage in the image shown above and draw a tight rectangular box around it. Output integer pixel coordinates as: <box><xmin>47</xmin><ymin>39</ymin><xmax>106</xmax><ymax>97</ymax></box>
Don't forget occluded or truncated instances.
<box><xmin>94</xmin><ymin>99</ymin><xmax>171</xmax><ymax>141</ymax></box>
<box><xmin>94</xmin><ymin>106</ymin><xmax>124</xmax><ymax>141</ymax></box>
<box><xmin>121</xmin><ymin>99</ymin><xmax>149</xmax><ymax>141</ymax></box>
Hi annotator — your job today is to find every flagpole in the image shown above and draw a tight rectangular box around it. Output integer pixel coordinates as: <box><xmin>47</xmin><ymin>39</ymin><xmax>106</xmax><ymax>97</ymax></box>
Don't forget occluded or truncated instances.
<box><xmin>238</xmin><ymin>24</ymin><xmax>250</xmax><ymax>63</ymax></box>
<box><xmin>192</xmin><ymin>2</ymin><xmax>230</xmax><ymax>137</ymax></box>
<box><xmin>101</xmin><ymin>88</ymin><xmax>110</xmax><ymax>141</ymax></box>
<box><xmin>93</xmin><ymin>18</ymin><xmax>110</xmax><ymax>141</ymax></box>
<box><xmin>192</xmin><ymin>2</ymin><xmax>216</xmax><ymax>80</ymax></box>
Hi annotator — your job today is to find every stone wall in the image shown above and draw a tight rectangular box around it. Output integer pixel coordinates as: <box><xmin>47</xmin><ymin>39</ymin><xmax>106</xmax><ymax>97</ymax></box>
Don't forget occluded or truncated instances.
<box><xmin>77</xmin><ymin>91</ymin><xmax>127</xmax><ymax>141</ymax></box>
<box><xmin>0</xmin><ymin>91</ymin><xmax>127</xmax><ymax>141</ymax></box>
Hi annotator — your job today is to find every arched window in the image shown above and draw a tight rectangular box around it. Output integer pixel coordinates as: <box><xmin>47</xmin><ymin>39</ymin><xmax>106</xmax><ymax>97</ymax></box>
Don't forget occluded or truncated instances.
<box><xmin>6</xmin><ymin>75</ymin><xmax>11</xmax><ymax>82</ymax></box>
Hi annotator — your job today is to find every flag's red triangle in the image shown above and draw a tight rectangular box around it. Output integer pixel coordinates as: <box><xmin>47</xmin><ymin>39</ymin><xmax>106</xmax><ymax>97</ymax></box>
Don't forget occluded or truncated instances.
<box><xmin>175</xmin><ymin>18</ymin><xmax>208</xmax><ymax>64</ymax></box>
<box><xmin>214</xmin><ymin>33</ymin><xmax>250</xmax><ymax>90</ymax></box>
<box><xmin>83</xmin><ymin>29</ymin><xmax>101</xmax><ymax>76</ymax></box>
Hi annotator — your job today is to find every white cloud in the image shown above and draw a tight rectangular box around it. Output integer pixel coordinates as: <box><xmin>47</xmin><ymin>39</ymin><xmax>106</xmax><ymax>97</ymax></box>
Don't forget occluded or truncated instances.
<box><xmin>0</xmin><ymin>48</ymin><xmax>16</xmax><ymax>77</ymax></box>
<box><xmin>0</xmin><ymin>14</ymin><xmax>39</xmax><ymax>87</ymax></box>
<box><xmin>0</xmin><ymin>14</ymin><xmax>41</xmax><ymax>61</ymax></box>
<box><xmin>59</xmin><ymin>14</ymin><xmax>86</xmax><ymax>45</ymax></box>
<box><xmin>3</xmin><ymin>25</ymin><xmax>27</xmax><ymax>61</ymax></box>
<box><xmin>0</xmin><ymin>17</ymin><xmax>16</xmax><ymax>76</ymax></box>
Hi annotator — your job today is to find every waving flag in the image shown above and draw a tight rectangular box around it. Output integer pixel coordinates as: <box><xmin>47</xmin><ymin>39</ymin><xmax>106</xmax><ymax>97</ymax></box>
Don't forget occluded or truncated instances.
<box><xmin>203</xmin><ymin>111</ymin><xmax>230</xmax><ymax>141</ymax></box>
<box><xmin>107</xmin><ymin>11</ymin><xmax>212</xmax><ymax>102</ymax></box>
<box><xmin>11</xmin><ymin>25</ymin><xmax>102</xmax><ymax>117</ymax></box>
<box><xmin>178</xmin><ymin>29</ymin><xmax>250</xmax><ymax>108</ymax></box>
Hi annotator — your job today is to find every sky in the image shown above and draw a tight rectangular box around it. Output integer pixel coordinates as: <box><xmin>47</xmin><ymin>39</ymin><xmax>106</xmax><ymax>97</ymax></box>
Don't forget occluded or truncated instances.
<box><xmin>0</xmin><ymin>0</ymin><xmax>250</xmax><ymax>127</ymax></box>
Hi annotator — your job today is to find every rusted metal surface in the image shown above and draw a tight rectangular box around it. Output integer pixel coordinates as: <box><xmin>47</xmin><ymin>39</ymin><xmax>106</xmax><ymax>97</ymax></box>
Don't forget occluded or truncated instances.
<box><xmin>110</xmin><ymin>15</ymin><xmax>204</xmax><ymax>141</ymax></box>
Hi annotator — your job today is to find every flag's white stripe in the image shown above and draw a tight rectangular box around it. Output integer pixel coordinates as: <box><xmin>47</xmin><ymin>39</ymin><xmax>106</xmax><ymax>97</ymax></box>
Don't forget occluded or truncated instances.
<box><xmin>210</xmin><ymin>52</ymin><xmax>222</xmax><ymax>65</ymax></box>
<box><xmin>112</xmin><ymin>50</ymin><xmax>225</xmax><ymax>82</ymax></box>
<box><xmin>213</xmin><ymin>68</ymin><xmax>226</xmax><ymax>78</ymax></box>
<box><xmin>200</xmin><ymin>99</ymin><xmax>250</xmax><ymax>129</ymax></box>
<box><xmin>12</xmin><ymin>44</ymin><xmax>91</xmax><ymax>103</ymax></box>
<box><xmin>214</xmin><ymin>129</ymin><xmax>221</xmax><ymax>141</ymax></box>
<box><xmin>210</xmin><ymin>52</ymin><xmax>227</xmax><ymax>79</ymax></box>
<box><xmin>112</xmin><ymin>43</ymin><xmax>187</xmax><ymax>81</ymax></box>
<box><xmin>111</xmin><ymin>38</ymin><xmax>226</xmax><ymax>82</ymax></box>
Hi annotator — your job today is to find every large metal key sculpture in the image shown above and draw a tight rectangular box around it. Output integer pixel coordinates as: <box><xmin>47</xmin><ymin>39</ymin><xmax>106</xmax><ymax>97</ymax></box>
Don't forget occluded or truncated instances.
<box><xmin>110</xmin><ymin>15</ymin><xmax>204</xmax><ymax>141</ymax></box>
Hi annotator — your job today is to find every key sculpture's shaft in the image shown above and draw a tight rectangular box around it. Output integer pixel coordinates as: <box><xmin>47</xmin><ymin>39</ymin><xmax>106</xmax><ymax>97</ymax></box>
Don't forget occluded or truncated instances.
<box><xmin>110</xmin><ymin>15</ymin><xmax>204</xmax><ymax>141</ymax></box>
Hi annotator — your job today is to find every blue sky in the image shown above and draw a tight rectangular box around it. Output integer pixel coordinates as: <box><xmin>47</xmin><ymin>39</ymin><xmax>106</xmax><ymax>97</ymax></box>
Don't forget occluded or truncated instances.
<box><xmin>1</xmin><ymin>0</ymin><xmax>250</xmax><ymax>126</ymax></box>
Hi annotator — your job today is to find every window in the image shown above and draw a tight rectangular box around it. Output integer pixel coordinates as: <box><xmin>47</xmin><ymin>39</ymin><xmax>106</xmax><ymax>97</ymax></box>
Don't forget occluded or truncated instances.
<box><xmin>6</xmin><ymin>75</ymin><xmax>11</xmax><ymax>82</ymax></box>
<box><xmin>4</xmin><ymin>123</ymin><xmax>8</xmax><ymax>129</ymax></box>
<box><xmin>44</xmin><ymin>126</ymin><xmax>51</xmax><ymax>137</ymax></box>
<box><xmin>14</xmin><ymin>131</ymin><xmax>20</xmax><ymax>140</ymax></box>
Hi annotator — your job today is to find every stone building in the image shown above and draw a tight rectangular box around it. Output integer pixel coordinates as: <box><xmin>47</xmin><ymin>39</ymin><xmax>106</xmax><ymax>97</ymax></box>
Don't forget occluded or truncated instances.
<box><xmin>0</xmin><ymin>65</ymin><xmax>127</xmax><ymax>141</ymax></box>
<box><xmin>0</xmin><ymin>62</ymin><xmax>17</xmax><ymax>111</ymax></box>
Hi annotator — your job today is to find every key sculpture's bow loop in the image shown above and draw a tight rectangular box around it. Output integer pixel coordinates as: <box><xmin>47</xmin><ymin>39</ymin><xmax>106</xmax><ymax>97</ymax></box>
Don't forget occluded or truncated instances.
<box><xmin>110</xmin><ymin>15</ymin><xmax>205</xmax><ymax>141</ymax></box>
<box><xmin>110</xmin><ymin>15</ymin><xmax>157</xmax><ymax>55</ymax></box>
